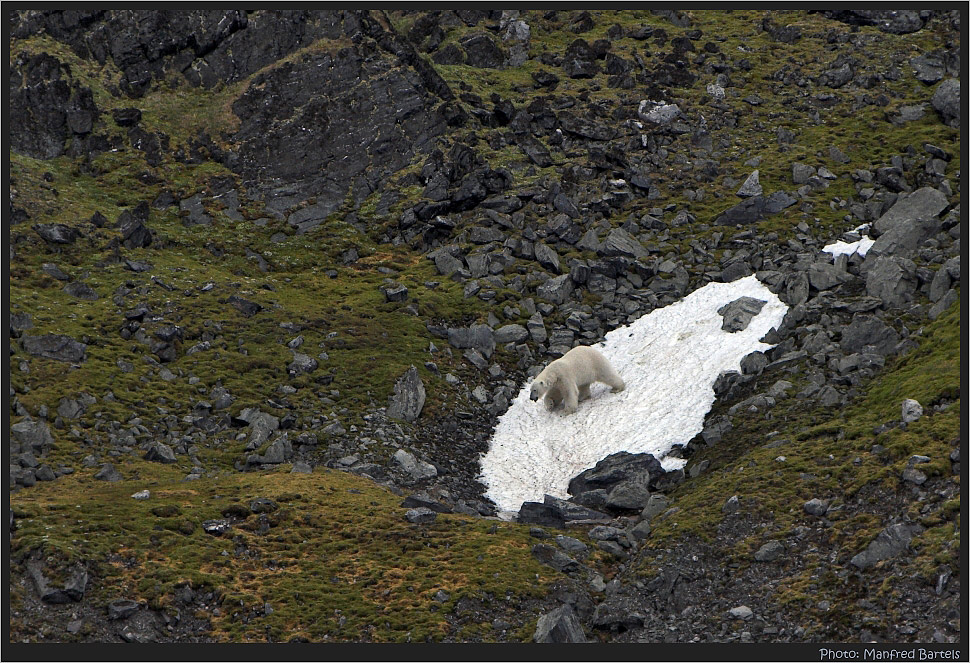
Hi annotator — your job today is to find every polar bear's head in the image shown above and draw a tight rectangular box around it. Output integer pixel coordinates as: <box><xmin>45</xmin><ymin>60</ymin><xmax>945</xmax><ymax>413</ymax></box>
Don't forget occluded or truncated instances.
<box><xmin>529</xmin><ymin>376</ymin><xmax>553</xmax><ymax>401</ymax></box>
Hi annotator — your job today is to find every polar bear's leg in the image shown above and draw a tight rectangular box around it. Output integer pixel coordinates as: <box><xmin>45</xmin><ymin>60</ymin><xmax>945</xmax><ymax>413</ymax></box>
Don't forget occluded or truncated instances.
<box><xmin>544</xmin><ymin>385</ymin><xmax>562</xmax><ymax>410</ymax></box>
<box><xmin>577</xmin><ymin>383</ymin><xmax>591</xmax><ymax>401</ymax></box>
<box><xmin>603</xmin><ymin>365</ymin><xmax>625</xmax><ymax>393</ymax></box>
<box><xmin>562</xmin><ymin>383</ymin><xmax>580</xmax><ymax>414</ymax></box>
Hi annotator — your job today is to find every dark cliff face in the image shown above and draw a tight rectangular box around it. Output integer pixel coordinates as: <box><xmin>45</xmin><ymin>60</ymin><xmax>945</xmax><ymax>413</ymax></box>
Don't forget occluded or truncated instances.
<box><xmin>223</xmin><ymin>12</ymin><xmax>453</xmax><ymax>221</ymax></box>
<box><xmin>11</xmin><ymin>9</ymin><xmax>454</xmax><ymax>222</ymax></box>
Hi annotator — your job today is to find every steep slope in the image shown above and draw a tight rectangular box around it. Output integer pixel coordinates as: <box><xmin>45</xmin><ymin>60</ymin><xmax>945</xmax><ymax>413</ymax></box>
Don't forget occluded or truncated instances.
<box><xmin>8</xmin><ymin>8</ymin><xmax>961</xmax><ymax>644</ymax></box>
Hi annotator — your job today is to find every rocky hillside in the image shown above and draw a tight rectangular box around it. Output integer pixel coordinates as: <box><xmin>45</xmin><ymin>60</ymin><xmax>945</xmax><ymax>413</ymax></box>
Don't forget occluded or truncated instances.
<box><xmin>8</xmin><ymin>9</ymin><xmax>961</xmax><ymax>644</ymax></box>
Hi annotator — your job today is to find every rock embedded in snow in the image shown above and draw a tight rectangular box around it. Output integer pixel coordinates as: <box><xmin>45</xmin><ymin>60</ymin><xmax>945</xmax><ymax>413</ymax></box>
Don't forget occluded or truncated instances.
<box><xmin>718</xmin><ymin>296</ymin><xmax>767</xmax><ymax>332</ymax></box>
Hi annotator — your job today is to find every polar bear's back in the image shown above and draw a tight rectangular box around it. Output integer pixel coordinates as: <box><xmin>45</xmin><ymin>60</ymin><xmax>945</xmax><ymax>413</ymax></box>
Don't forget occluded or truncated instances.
<box><xmin>554</xmin><ymin>344</ymin><xmax>611</xmax><ymax>384</ymax></box>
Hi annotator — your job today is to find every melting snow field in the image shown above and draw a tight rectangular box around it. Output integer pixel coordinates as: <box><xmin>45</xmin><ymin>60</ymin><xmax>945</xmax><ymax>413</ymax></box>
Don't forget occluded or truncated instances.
<box><xmin>479</xmin><ymin>274</ymin><xmax>788</xmax><ymax>514</ymax></box>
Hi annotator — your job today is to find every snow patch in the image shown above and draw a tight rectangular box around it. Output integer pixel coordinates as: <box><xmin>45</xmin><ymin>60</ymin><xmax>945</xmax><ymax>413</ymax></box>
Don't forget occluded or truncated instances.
<box><xmin>479</xmin><ymin>275</ymin><xmax>788</xmax><ymax>514</ymax></box>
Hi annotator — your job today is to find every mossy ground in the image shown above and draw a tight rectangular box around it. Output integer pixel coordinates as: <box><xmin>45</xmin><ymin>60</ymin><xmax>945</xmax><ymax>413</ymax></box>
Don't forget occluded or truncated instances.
<box><xmin>10</xmin><ymin>465</ymin><xmax>602</xmax><ymax>642</ymax></box>
<box><xmin>639</xmin><ymin>299</ymin><xmax>960</xmax><ymax>608</ymax></box>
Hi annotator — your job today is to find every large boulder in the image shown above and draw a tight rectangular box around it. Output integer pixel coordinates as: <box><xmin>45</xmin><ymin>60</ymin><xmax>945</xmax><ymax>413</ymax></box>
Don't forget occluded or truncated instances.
<box><xmin>21</xmin><ymin>334</ymin><xmax>87</xmax><ymax>362</ymax></box>
<box><xmin>868</xmin><ymin>187</ymin><xmax>949</xmax><ymax>258</ymax></box>
<box><xmin>931</xmin><ymin>78</ymin><xmax>960</xmax><ymax>127</ymax></box>
<box><xmin>387</xmin><ymin>365</ymin><xmax>426</xmax><ymax>422</ymax></box>
<box><xmin>865</xmin><ymin>256</ymin><xmax>918</xmax><ymax>309</ymax></box>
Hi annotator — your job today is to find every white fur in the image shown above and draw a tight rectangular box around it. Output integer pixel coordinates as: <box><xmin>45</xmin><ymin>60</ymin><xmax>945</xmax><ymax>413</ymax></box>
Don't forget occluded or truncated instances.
<box><xmin>529</xmin><ymin>345</ymin><xmax>625</xmax><ymax>415</ymax></box>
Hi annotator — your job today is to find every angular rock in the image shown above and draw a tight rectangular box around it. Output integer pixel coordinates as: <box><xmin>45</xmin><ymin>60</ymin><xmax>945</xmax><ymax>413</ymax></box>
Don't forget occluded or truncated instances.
<box><xmin>94</xmin><ymin>463</ymin><xmax>122</xmax><ymax>482</ymax></box>
<box><xmin>447</xmin><ymin>324</ymin><xmax>495</xmax><ymax>358</ymax></box>
<box><xmin>736</xmin><ymin>170</ymin><xmax>762</xmax><ymax>198</ymax></box>
<box><xmin>537</xmin><ymin>274</ymin><xmax>574</xmax><ymax>305</ymax></box>
<box><xmin>718</xmin><ymin>297</ymin><xmax>767</xmax><ymax>333</ymax></box>
<box><xmin>931</xmin><ymin>78</ymin><xmax>960</xmax><ymax>126</ymax></box>
<box><xmin>21</xmin><ymin>334</ymin><xmax>87</xmax><ymax>362</ymax></box>
<box><xmin>754</xmin><ymin>540</ymin><xmax>785</xmax><ymax>562</ymax></box>
<box><xmin>11</xmin><ymin>419</ymin><xmax>55</xmax><ymax>454</ymax></box>
<box><xmin>63</xmin><ymin>281</ymin><xmax>98</xmax><ymax>300</ymax></box>
<box><xmin>865</xmin><ymin>256</ymin><xmax>917</xmax><ymax>308</ymax></box>
<box><xmin>599</xmin><ymin>228</ymin><xmax>648</xmax><ymax>260</ymax></box>
<box><xmin>868</xmin><ymin>187</ymin><xmax>948</xmax><ymax>258</ymax></box>
<box><xmin>33</xmin><ymin>223</ymin><xmax>80</xmax><ymax>245</ymax></box>
<box><xmin>287</xmin><ymin>352</ymin><xmax>318</xmax><ymax>377</ymax></box>
<box><xmin>494</xmin><ymin>324</ymin><xmax>529</xmax><ymax>344</ymax></box>
<box><xmin>804</xmin><ymin>498</ymin><xmax>829</xmax><ymax>516</ymax></box>
<box><xmin>850</xmin><ymin>523</ymin><xmax>922</xmax><ymax>570</ymax></box>
<box><xmin>534</xmin><ymin>605</ymin><xmax>587</xmax><ymax>643</ymax></box>
<box><xmin>387</xmin><ymin>365</ymin><xmax>426</xmax><ymax>422</ymax></box>
<box><xmin>839</xmin><ymin>314</ymin><xmax>901</xmax><ymax>356</ymax></box>
<box><xmin>144</xmin><ymin>442</ymin><xmax>177</xmax><ymax>464</ymax></box>
<box><xmin>405</xmin><ymin>507</ymin><xmax>438</xmax><ymax>524</ymax></box>
<box><xmin>901</xmin><ymin>399</ymin><xmax>923</xmax><ymax>423</ymax></box>
<box><xmin>392</xmin><ymin>449</ymin><xmax>437</xmax><ymax>481</ymax></box>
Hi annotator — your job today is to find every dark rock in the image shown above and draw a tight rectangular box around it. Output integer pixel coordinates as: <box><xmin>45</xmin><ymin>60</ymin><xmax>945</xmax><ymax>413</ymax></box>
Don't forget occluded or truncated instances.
<box><xmin>228</xmin><ymin>294</ymin><xmax>263</xmax><ymax>317</ymax></box>
<box><xmin>531</xmin><ymin>543</ymin><xmax>581</xmax><ymax>573</ymax></box>
<box><xmin>401</xmin><ymin>493</ymin><xmax>451</xmax><ymax>514</ymax></box>
<box><xmin>460</xmin><ymin>33</ymin><xmax>504</xmax><ymax>68</ymax></box>
<box><xmin>850</xmin><ymin>522</ymin><xmax>922</xmax><ymax>569</ymax></box>
<box><xmin>11</xmin><ymin>419</ymin><xmax>55</xmax><ymax>453</ymax></box>
<box><xmin>94</xmin><ymin>463</ymin><xmax>122</xmax><ymax>482</ymax></box>
<box><xmin>865</xmin><ymin>256</ymin><xmax>918</xmax><ymax>308</ymax></box>
<box><xmin>718</xmin><ymin>297</ymin><xmax>767</xmax><ymax>332</ymax></box>
<box><xmin>447</xmin><ymin>324</ymin><xmax>495</xmax><ymax>358</ymax></box>
<box><xmin>562</xmin><ymin>39</ymin><xmax>600</xmax><ymax>79</ymax></box>
<box><xmin>599</xmin><ymin>229</ymin><xmax>648</xmax><ymax>260</ymax></box>
<box><xmin>405</xmin><ymin>507</ymin><xmax>438</xmax><ymax>524</ymax></box>
<box><xmin>534</xmin><ymin>605</ymin><xmax>587</xmax><ymax>643</ymax></box>
<box><xmin>931</xmin><ymin>78</ymin><xmax>960</xmax><ymax>126</ymax></box>
<box><xmin>839</xmin><ymin>314</ymin><xmax>901</xmax><ymax>356</ymax></box>
<box><xmin>33</xmin><ymin>223</ymin><xmax>80</xmax><ymax>245</ymax></box>
<box><xmin>754</xmin><ymin>540</ymin><xmax>785</xmax><ymax>562</ymax></box>
<box><xmin>537</xmin><ymin>274</ymin><xmax>574</xmax><ymax>305</ymax></box>
<box><xmin>107</xmin><ymin>599</ymin><xmax>140</xmax><ymax>620</ymax></box>
<box><xmin>112</xmin><ymin>108</ymin><xmax>142</xmax><ymax>127</ymax></box>
<box><xmin>28</xmin><ymin>560</ymin><xmax>88</xmax><ymax>604</ymax></box>
<box><xmin>518</xmin><ymin>502</ymin><xmax>566</xmax><ymax>528</ymax></box>
<box><xmin>144</xmin><ymin>442</ymin><xmax>177</xmax><ymax>464</ymax></box>
<box><xmin>714</xmin><ymin>192</ymin><xmax>796</xmax><ymax>225</ymax></box>
<box><xmin>569</xmin><ymin>452</ymin><xmax>682</xmax><ymax>508</ymax></box>
<box><xmin>21</xmin><ymin>334</ymin><xmax>87</xmax><ymax>362</ymax></box>
<box><xmin>63</xmin><ymin>281</ymin><xmax>98</xmax><ymax>300</ymax></box>
<box><xmin>820</xmin><ymin>10</ymin><xmax>927</xmax><ymax>34</ymax></box>
<box><xmin>804</xmin><ymin>498</ymin><xmax>829</xmax><ymax>516</ymax></box>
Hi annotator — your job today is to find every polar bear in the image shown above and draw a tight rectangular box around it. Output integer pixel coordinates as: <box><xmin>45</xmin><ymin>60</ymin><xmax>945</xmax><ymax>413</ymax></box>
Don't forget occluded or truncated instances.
<box><xmin>529</xmin><ymin>345</ymin><xmax>625</xmax><ymax>415</ymax></box>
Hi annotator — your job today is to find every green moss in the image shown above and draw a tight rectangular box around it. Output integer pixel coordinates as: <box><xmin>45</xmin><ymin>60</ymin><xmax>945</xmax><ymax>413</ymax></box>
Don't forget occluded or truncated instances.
<box><xmin>9</xmin><ymin>467</ymin><xmax>562</xmax><ymax>643</ymax></box>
